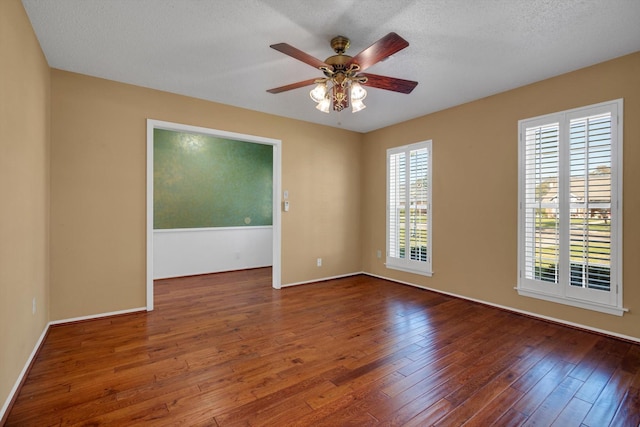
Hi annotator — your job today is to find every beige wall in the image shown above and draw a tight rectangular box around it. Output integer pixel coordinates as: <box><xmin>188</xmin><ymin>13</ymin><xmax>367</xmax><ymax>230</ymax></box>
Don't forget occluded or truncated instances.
<box><xmin>361</xmin><ymin>52</ymin><xmax>640</xmax><ymax>340</ymax></box>
<box><xmin>50</xmin><ymin>70</ymin><xmax>363</xmax><ymax>320</ymax></box>
<box><xmin>0</xmin><ymin>0</ymin><xmax>50</xmax><ymax>412</ymax></box>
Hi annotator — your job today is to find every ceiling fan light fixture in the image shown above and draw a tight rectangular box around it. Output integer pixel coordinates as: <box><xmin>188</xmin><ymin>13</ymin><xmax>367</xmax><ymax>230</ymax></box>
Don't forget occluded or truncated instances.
<box><xmin>332</xmin><ymin>83</ymin><xmax>349</xmax><ymax>112</ymax></box>
<box><xmin>309</xmin><ymin>82</ymin><xmax>328</xmax><ymax>103</ymax></box>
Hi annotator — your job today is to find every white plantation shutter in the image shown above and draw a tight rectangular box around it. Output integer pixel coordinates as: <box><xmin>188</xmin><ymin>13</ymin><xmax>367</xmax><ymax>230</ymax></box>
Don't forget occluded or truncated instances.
<box><xmin>518</xmin><ymin>100</ymin><xmax>623</xmax><ymax>315</ymax></box>
<box><xmin>568</xmin><ymin>114</ymin><xmax>612</xmax><ymax>292</ymax></box>
<box><xmin>409</xmin><ymin>149</ymin><xmax>429</xmax><ymax>262</ymax></box>
<box><xmin>388</xmin><ymin>152</ymin><xmax>405</xmax><ymax>260</ymax></box>
<box><xmin>523</xmin><ymin>122</ymin><xmax>560</xmax><ymax>290</ymax></box>
<box><xmin>387</xmin><ymin>141</ymin><xmax>432</xmax><ymax>276</ymax></box>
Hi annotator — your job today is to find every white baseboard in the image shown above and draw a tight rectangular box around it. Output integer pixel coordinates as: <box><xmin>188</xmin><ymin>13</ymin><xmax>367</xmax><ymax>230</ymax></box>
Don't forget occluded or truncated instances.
<box><xmin>48</xmin><ymin>307</ymin><xmax>147</xmax><ymax>326</ymax></box>
<box><xmin>281</xmin><ymin>271</ymin><xmax>363</xmax><ymax>288</ymax></box>
<box><xmin>1</xmin><ymin>307</ymin><xmax>147</xmax><ymax>421</ymax></box>
<box><xmin>0</xmin><ymin>322</ymin><xmax>49</xmax><ymax>421</ymax></box>
<box><xmin>364</xmin><ymin>272</ymin><xmax>640</xmax><ymax>344</ymax></box>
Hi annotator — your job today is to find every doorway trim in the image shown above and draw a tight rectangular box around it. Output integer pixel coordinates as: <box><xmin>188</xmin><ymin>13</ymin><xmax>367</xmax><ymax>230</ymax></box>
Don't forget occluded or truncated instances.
<box><xmin>146</xmin><ymin>119</ymin><xmax>282</xmax><ymax>311</ymax></box>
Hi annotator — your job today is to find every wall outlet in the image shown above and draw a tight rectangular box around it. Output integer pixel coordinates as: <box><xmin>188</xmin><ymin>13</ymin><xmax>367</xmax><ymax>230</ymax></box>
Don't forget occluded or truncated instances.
<box><xmin>377</xmin><ymin>250</ymin><xmax>382</xmax><ymax>259</ymax></box>
<box><xmin>317</xmin><ymin>258</ymin><xmax>322</xmax><ymax>267</ymax></box>
<box><xmin>32</xmin><ymin>297</ymin><xmax>36</xmax><ymax>315</ymax></box>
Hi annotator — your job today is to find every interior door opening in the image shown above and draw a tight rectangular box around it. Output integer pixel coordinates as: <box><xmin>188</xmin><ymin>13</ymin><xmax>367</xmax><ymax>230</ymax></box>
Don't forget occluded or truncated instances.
<box><xmin>146</xmin><ymin>119</ymin><xmax>282</xmax><ymax>310</ymax></box>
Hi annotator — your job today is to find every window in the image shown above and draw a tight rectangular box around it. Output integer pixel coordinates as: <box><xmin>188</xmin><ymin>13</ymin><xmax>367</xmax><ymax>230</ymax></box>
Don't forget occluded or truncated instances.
<box><xmin>517</xmin><ymin>100</ymin><xmax>624</xmax><ymax>315</ymax></box>
<box><xmin>387</xmin><ymin>140</ymin><xmax>432</xmax><ymax>276</ymax></box>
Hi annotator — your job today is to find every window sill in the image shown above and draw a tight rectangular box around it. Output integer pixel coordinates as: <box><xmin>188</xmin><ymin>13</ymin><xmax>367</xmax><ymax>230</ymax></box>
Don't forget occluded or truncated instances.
<box><xmin>516</xmin><ymin>287</ymin><xmax>627</xmax><ymax>316</ymax></box>
<box><xmin>386</xmin><ymin>264</ymin><xmax>433</xmax><ymax>277</ymax></box>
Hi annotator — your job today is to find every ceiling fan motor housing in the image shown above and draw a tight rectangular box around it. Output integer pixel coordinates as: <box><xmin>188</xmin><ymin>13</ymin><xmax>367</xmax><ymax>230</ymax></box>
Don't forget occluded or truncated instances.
<box><xmin>330</xmin><ymin>36</ymin><xmax>350</xmax><ymax>54</ymax></box>
<box><xmin>323</xmin><ymin>36</ymin><xmax>354</xmax><ymax>77</ymax></box>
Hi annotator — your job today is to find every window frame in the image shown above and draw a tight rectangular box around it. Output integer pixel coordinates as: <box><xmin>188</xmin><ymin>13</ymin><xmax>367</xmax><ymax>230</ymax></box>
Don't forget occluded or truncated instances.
<box><xmin>386</xmin><ymin>140</ymin><xmax>433</xmax><ymax>277</ymax></box>
<box><xmin>517</xmin><ymin>99</ymin><xmax>625</xmax><ymax>316</ymax></box>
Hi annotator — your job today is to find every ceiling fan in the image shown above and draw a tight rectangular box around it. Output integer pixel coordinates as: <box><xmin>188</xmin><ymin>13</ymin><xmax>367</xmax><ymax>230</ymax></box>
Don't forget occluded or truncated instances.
<box><xmin>267</xmin><ymin>32</ymin><xmax>418</xmax><ymax>113</ymax></box>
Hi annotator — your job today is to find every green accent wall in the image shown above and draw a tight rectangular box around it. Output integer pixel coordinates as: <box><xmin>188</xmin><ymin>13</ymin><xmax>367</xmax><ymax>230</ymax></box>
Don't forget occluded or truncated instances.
<box><xmin>154</xmin><ymin>129</ymin><xmax>273</xmax><ymax>229</ymax></box>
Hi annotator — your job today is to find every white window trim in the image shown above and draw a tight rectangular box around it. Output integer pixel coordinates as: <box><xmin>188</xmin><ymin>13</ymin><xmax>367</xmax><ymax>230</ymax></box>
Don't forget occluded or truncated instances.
<box><xmin>386</xmin><ymin>140</ymin><xmax>433</xmax><ymax>277</ymax></box>
<box><xmin>516</xmin><ymin>99</ymin><xmax>625</xmax><ymax>316</ymax></box>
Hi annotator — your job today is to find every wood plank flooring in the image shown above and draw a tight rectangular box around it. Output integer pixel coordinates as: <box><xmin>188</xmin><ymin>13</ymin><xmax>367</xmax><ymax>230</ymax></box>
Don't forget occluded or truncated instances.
<box><xmin>5</xmin><ymin>268</ymin><xmax>640</xmax><ymax>426</ymax></box>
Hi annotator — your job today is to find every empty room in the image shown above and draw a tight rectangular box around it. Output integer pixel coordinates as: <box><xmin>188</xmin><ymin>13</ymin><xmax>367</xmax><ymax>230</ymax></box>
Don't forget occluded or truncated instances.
<box><xmin>1</xmin><ymin>0</ymin><xmax>639</xmax><ymax>425</ymax></box>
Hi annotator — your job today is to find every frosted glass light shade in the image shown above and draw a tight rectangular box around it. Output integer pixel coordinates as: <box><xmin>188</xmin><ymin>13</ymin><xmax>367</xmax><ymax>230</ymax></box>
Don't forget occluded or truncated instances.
<box><xmin>316</xmin><ymin>97</ymin><xmax>330</xmax><ymax>113</ymax></box>
<box><xmin>350</xmin><ymin>82</ymin><xmax>367</xmax><ymax>101</ymax></box>
<box><xmin>310</xmin><ymin>83</ymin><xmax>328</xmax><ymax>103</ymax></box>
<box><xmin>351</xmin><ymin>99</ymin><xmax>366</xmax><ymax>113</ymax></box>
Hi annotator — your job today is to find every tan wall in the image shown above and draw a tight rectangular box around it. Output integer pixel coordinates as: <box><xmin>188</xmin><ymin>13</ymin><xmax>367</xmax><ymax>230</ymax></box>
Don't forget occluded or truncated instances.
<box><xmin>361</xmin><ymin>52</ymin><xmax>640</xmax><ymax>340</ymax></box>
<box><xmin>0</xmin><ymin>0</ymin><xmax>50</xmax><ymax>411</ymax></box>
<box><xmin>50</xmin><ymin>70</ymin><xmax>363</xmax><ymax>320</ymax></box>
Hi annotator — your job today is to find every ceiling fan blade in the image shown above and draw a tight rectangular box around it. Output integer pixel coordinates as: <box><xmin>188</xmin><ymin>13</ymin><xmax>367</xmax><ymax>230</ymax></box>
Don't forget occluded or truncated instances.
<box><xmin>270</xmin><ymin>43</ymin><xmax>332</xmax><ymax>71</ymax></box>
<box><xmin>348</xmin><ymin>32</ymin><xmax>409</xmax><ymax>72</ymax></box>
<box><xmin>266</xmin><ymin>78</ymin><xmax>319</xmax><ymax>94</ymax></box>
<box><xmin>359</xmin><ymin>73</ymin><xmax>418</xmax><ymax>94</ymax></box>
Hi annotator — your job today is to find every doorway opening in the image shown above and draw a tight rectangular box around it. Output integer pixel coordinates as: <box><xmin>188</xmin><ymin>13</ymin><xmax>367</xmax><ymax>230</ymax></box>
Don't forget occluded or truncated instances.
<box><xmin>146</xmin><ymin>119</ymin><xmax>282</xmax><ymax>310</ymax></box>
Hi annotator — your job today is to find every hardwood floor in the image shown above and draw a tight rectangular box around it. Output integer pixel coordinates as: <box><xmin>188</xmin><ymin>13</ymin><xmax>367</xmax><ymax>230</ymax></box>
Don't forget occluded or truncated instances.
<box><xmin>5</xmin><ymin>268</ymin><xmax>640</xmax><ymax>426</ymax></box>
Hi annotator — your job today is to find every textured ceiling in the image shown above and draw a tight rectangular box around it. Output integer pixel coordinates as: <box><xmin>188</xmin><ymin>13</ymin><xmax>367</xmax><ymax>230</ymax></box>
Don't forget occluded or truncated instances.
<box><xmin>21</xmin><ymin>0</ymin><xmax>640</xmax><ymax>133</ymax></box>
